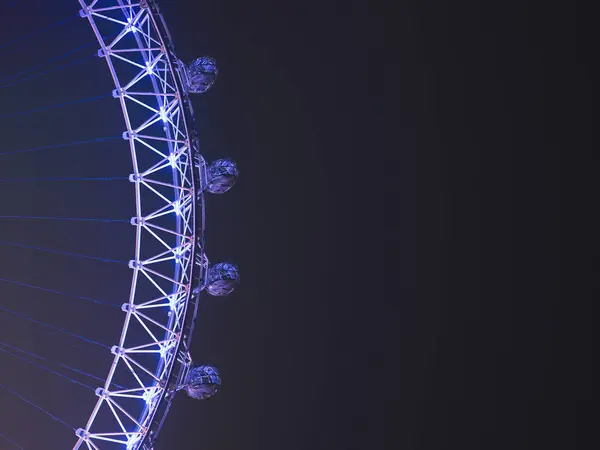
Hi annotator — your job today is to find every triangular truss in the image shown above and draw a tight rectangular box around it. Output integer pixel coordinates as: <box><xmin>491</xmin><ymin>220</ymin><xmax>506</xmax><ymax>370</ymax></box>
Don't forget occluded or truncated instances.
<box><xmin>75</xmin><ymin>1</ymin><xmax>207</xmax><ymax>449</ymax></box>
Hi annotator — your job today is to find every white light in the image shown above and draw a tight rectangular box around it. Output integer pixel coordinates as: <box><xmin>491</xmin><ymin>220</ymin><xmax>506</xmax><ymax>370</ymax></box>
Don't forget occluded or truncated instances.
<box><xmin>142</xmin><ymin>389</ymin><xmax>154</xmax><ymax>404</ymax></box>
<box><xmin>173</xmin><ymin>246</ymin><xmax>186</xmax><ymax>266</ymax></box>
<box><xmin>160</xmin><ymin>106</ymin><xmax>168</xmax><ymax>123</ymax></box>
<box><xmin>159</xmin><ymin>344</ymin><xmax>168</xmax><ymax>359</ymax></box>
<box><xmin>126</xmin><ymin>434</ymin><xmax>141</xmax><ymax>450</ymax></box>
<box><xmin>169</xmin><ymin>294</ymin><xmax>178</xmax><ymax>311</ymax></box>
<box><xmin>159</xmin><ymin>341</ymin><xmax>176</xmax><ymax>360</ymax></box>
<box><xmin>127</xmin><ymin>17</ymin><xmax>138</xmax><ymax>33</ymax></box>
<box><xmin>168</xmin><ymin>152</ymin><xmax>177</xmax><ymax>168</ymax></box>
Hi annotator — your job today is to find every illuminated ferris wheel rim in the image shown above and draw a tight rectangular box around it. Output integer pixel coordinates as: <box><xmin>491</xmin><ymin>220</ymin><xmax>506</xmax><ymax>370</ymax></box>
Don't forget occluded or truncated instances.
<box><xmin>71</xmin><ymin>1</ymin><xmax>238</xmax><ymax>449</ymax></box>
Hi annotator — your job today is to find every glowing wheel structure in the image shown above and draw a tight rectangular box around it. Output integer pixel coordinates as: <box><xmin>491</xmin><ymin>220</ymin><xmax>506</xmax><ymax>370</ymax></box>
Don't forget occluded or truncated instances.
<box><xmin>64</xmin><ymin>1</ymin><xmax>240</xmax><ymax>449</ymax></box>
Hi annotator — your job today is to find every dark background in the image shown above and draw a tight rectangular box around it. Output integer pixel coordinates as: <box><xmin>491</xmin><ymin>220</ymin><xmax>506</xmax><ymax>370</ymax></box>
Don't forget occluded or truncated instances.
<box><xmin>0</xmin><ymin>1</ymin><xmax>591</xmax><ymax>450</ymax></box>
<box><xmin>412</xmin><ymin>2</ymin><xmax>591</xmax><ymax>450</ymax></box>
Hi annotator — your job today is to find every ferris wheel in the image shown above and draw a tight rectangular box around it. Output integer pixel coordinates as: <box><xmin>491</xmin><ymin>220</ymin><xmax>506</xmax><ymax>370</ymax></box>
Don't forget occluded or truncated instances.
<box><xmin>0</xmin><ymin>1</ymin><xmax>239</xmax><ymax>449</ymax></box>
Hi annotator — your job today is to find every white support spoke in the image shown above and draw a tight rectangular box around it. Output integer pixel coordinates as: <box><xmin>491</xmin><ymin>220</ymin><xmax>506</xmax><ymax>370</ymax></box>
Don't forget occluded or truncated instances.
<box><xmin>124</xmin><ymin>91</ymin><xmax>176</xmax><ymax>97</ymax></box>
<box><xmin>141</xmin><ymin>267</ymin><xmax>187</xmax><ymax>289</ymax></box>
<box><xmin>131</xmin><ymin>312</ymin><xmax>162</xmax><ymax>343</ymax></box>
<box><xmin>135</xmin><ymin>300</ymin><xmax>171</xmax><ymax>310</ymax></box>
<box><xmin>139</xmin><ymin>268</ymin><xmax>169</xmax><ymax>298</ymax></box>
<box><xmin>90</xmin><ymin>12</ymin><xmax>129</xmax><ymax>27</ymax></box>
<box><xmin>145</xmin><ymin>222</ymin><xmax>190</xmax><ymax>239</ymax></box>
<box><xmin>108</xmin><ymin>386</ymin><xmax>160</xmax><ymax>397</ymax></box>
<box><xmin>126</xmin><ymin>338</ymin><xmax>177</xmax><ymax>353</ymax></box>
<box><xmin>88</xmin><ymin>436</ymin><xmax>128</xmax><ymax>445</ymax></box>
<box><xmin>140</xmin><ymin>179</ymin><xmax>174</xmax><ymax>205</ymax></box>
<box><xmin>142</xmin><ymin>177</ymin><xmax>192</xmax><ymax>192</ymax></box>
<box><xmin>142</xmin><ymin>250</ymin><xmax>177</xmax><ymax>265</ymax></box>
<box><xmin>135</xmin><ymin>134</ymin><xmax>185</xmax><ymax>144</ymax></box>
<box><xmin>125</xmin><ymin>94</ymin><xmax>160</xmax><ymax>115</ymax></box>
<box><xmin>142</xmin><ymin>243</ymin><xmax>188</xmax><ymax>264</ymax></box>
<box><xmin>142</xmin><ymin>254</ymin><xmax>176</xmax><ymax>265</ymax></box>
<box><xmin>89</xmin><ymin>4</ymin><xmax>142</xmax><ymax>13</ymax></box>
<box><xmin>135</xmin><ymin>311</ymin><xmax>179</xmax><ymax>336</ymax></box>
<box><xmin>104</xmin><ymin>399</ymin><xmax>130</xmax><ymax>435</ymax></box>
<box><xmin>120</xmin><ymin>356</ymin><xmax>147</xmax><ymax>389</ymax></box>
<box><xmin>141</xmin><ymin>224</ymin><xmax>176</xmax><ymax>253</ymax></box>
<box><xmin>141</xmin><ymin>203</ymin><xmax>175</xmax><ymax>222</ymax></box>
<box><xmin>133</xmin><ymin>136</ymin><xmax>169</xmax><ymax>159</ymax></box>
<box><xmin>106</xmin><ymin>396</ymin><xmax>144</xmax><ymax>429</ymax></box>
<box><xmin>109</xmin><ymin>47</ymin><xmax>162</xmax><ymax>53</ymax></box>
<box><xmin>110</xmin><ymin>50</ymin><xmax>150</xmax><ymax>71</ymax></box>
<box><xmin>123</xmin><ymin>354</ymin><xmax>162</xmax><ymax>383</ymax></box>
<box><xmin>140</xmin><ymin>157</ymin><xmax>173</xmax><ymax>178</ymax></box>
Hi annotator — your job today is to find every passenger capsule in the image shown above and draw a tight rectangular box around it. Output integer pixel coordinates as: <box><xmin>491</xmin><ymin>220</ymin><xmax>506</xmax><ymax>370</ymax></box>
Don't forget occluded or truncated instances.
<box><xmin>185</xmin><ymin>56</ymin><xmax>218</xmax><ymax>94</ymax></box>
<box><xmin>206</xmin><ymin>158</ymin><xmax>239</xmax><ymax>194</ymax></box>
<box><xmin>206</xmin><ymin>262</ymin><xmax>239</xmax><ymax>296</ymax></box>
<box><xmin>185</xmin><ymin>365</ymin><xmax>221</xmax><ymax>400</ymax></box>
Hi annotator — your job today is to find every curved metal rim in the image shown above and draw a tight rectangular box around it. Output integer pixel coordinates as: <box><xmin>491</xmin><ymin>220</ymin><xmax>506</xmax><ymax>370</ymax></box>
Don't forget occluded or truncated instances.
<box><xmin>75</xmin><ymin>1</ymin><xmax>206</xmax><ymax>448</ymax></box>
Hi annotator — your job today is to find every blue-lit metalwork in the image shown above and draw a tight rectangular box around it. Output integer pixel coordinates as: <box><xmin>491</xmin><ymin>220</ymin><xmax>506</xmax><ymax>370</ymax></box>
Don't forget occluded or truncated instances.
<box><xmin>70</xmin><ymin>1</ymin><xmax>239</xmax><ymax>449</ymax></box>
<box><xmin>0</xmin><ymin>2</ymin><xmax>239</xmax><ymax>449</ymax></box>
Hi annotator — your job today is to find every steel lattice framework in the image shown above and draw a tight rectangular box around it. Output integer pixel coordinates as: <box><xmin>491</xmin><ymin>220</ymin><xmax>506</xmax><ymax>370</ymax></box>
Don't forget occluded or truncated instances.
<box><xmin>74</xmin><ymin>1</ymin><xmax>208</xmax><ymax>449</ymax></box>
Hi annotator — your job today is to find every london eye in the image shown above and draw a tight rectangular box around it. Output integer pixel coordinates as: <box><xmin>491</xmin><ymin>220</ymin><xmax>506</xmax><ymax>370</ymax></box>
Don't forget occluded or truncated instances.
<box><xmin>0</xmin><ymin>1</ymin><xmax>239</xmax><ymax>449</ymax></box>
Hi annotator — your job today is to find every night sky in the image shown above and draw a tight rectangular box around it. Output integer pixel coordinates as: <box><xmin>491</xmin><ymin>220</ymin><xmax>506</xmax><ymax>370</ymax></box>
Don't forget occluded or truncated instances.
<box><xmin>0</xmin><ymin>1</ymin><xmax>386</xmax><ymax>449</ymax></box>
<box><xmin>0</xmin><ymin>1</ymin><xmax>591</xmax><ymax>450</ymax></box>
